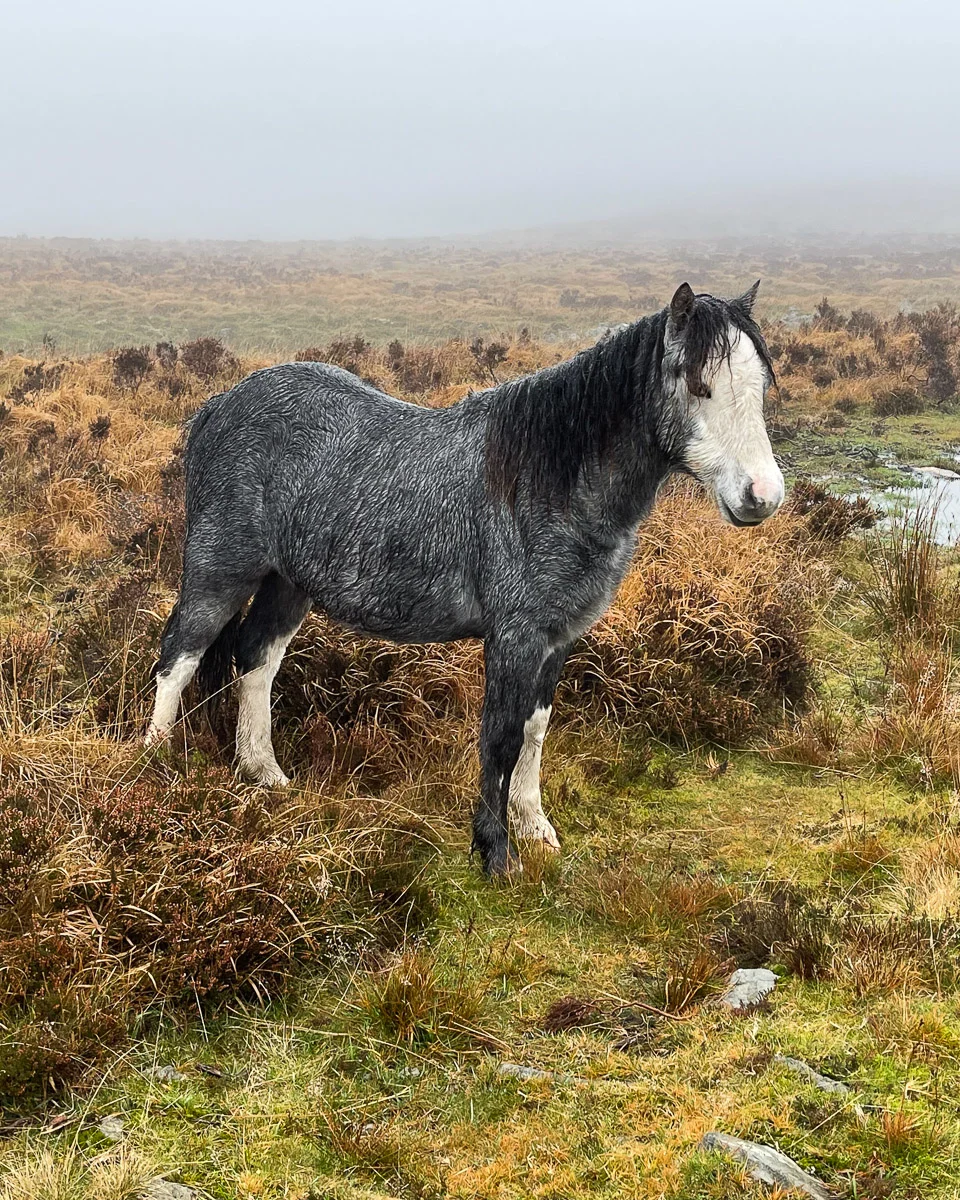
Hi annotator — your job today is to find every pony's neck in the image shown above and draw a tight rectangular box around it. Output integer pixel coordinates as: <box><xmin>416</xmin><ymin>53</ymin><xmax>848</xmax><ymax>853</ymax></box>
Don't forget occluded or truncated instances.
<box><xmin>484</xmin><ymin>311</ymin><xmax>672</xmax><ymax>521</ymax></box>
<box><xmin>566</xmin><ymin>315</ymin><xmax>676</xmax><ymax>533</ymax></box>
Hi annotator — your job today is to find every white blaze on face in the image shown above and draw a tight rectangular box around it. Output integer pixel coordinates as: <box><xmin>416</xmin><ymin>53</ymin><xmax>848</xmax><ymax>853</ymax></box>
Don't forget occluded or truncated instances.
<box><xmin>683</xmin><ymin>327</ymin><xmax>784</xmax><ymax>526</ymax></box>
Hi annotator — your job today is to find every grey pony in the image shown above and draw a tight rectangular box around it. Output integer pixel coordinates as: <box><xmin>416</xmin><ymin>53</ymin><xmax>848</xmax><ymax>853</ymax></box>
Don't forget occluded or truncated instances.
<box><xmin>147</xmin><ymin>283</ymin><xmax>784</xmax><ymax>876</ymax></box>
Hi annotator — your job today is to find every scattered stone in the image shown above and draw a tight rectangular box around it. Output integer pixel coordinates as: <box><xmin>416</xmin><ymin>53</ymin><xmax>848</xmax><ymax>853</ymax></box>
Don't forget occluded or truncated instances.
<box><xmin>97</xmin><ymin>1115</ymin><xmax>125</xmax><ymax>1142</ymax></box>
<box><xmin>914</xmin><ymin>465</ymin><xmax>960</xmax><ymax>479</ymax></box>
<box><xmin>720</xmin><ymin>968</ymin><xmax>777</xmax><ymax>1012</ymax></box>
<box><xmin>700</xmin><ymin>1132</ymin><xmax>832</xmax><ymax>1200</ymax></box>
<box><xmin>496</xmin><ymin>1061</ymin><xmax>580</xmax><ymax>1085</ymax></box>
<box><xmin>153</xmin><ymin>1064</ymin><xmax>189</xmax><ymax>1083</ymax></box>
<box><xmin>775</xmin><ymin>1054</ymin><xmax>849</xmax><ymax>1094</ymax></box>
<box><xmin>140</xmin><ymin>1181</ymin><xmax>196</xmax><ymax>1200</ymax></box>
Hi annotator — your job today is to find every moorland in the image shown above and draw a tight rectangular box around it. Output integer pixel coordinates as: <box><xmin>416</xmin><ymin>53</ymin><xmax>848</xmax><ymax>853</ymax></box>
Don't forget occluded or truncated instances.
<box><xmin>2</xmin><ymin>236</ymin><xmax>960</xmax><ymax>1198</ymax></box>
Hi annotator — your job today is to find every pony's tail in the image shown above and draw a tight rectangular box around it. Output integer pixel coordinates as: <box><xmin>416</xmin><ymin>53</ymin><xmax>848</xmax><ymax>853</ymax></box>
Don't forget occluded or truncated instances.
<box><xmin>196</xmin><ymin>610</ymin><xmax>243</xmax><ymax>737</ymax></box>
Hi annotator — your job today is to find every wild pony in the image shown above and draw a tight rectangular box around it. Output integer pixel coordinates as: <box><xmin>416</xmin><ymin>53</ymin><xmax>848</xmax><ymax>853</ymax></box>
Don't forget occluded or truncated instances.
<box><xmin>147</xmin><ymin>283</ymin><xmax>783</xmax><ymax>876</ymax></box>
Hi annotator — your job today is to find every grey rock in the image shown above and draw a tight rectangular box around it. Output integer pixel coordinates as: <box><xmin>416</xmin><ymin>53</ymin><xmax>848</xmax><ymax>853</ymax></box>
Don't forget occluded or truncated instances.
<box><xmin>97</xmin><ymin>1115</ymin><xmax>125</xmax><ymax>1142</ymax></box>
<box><xmin>775</xmin><ymin>1054</ymin><xmax>849</xmax><ymax>1094</ymax></box>
<box><xmin>720</xmin><ymin>968</ymin><xmax>777</xmax><ymax>1011</ymax></box>
<box><xmin>140</xmin><ymin>1180</ymin><xmax>196</xmax><ymax>1200</ymax></box>
<box><xmin>700</xmin><ymin>1132</ymin><xmax>832</xmax><ymax>1200</ymax></box>
<box><xmin>153</xmin><ymin>1064</ymin><xmax>189</xmax><ymax>1083</ymax></box>
<box><xmin>914</xmin><ymin>465</ymin><xmax>960</xmax><ymax>479</ymax></box>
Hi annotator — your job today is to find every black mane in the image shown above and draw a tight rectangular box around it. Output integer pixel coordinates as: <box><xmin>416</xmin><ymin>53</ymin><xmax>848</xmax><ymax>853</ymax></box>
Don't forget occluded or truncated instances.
<box><xmin>484</xmin><ymin>314</ymin><xmax>663</xmax><ymax>508</ymax></box>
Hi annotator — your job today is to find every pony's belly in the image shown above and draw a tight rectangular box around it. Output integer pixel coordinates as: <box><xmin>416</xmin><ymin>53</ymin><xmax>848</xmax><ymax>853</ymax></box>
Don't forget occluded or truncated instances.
<box><xmin>330</xmin><ymin>607</ymin><xmax>483</xmax><ymax>645</ymax></box>
<box><xmin>311</xmin><ymin>584</ymin><xmax>484</xmax><ymax>645</ymax></box>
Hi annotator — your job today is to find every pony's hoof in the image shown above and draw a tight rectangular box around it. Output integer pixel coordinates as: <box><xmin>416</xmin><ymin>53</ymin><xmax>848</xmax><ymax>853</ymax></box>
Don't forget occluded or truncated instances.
<box><xmin>260</xmin><ymin>769</ymin><xmax>290</xmax><ymax>788</ymax></box>
<box><xmin>516</xmin><ymin>819</ymin><xmax>560</xmax><ymax>852</ymax></box>
<box><xmin>144</xmin><ymin>725</ymin><xmax>170</xmax><ymax>750</ymax></box>
<box><xmin>241</xmin><ymin>763</ymin><xmax>291</xmax><ymax>788</ymax></box>
<box><xmin>482</xmin><ymin>845</ymin><xmax>523</xmax><ymax>880</ymax></box>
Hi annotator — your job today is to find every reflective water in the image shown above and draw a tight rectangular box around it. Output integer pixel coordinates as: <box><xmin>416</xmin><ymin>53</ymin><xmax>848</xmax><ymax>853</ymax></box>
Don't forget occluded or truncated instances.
<box><xmin>873</xmin><ymin>468</ymin><xmax>960</xmax><ymax>546</ymax></box>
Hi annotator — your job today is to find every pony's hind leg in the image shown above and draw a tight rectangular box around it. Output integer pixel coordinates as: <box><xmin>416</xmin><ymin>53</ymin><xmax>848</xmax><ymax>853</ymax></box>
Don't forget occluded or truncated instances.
<box><xmin>235</xmin><ymin>572</ymin><xmax>312</xmax><ymax>787</ymax></box>
<box><xmin>147</xmin><ymin>571</ymin><xmax>260</xmax><ymax>747</ymax></box>
<box><xmin>507</xmin><ymin>644</ymin><xmax>570</xmax><ymax>851</ymax></box>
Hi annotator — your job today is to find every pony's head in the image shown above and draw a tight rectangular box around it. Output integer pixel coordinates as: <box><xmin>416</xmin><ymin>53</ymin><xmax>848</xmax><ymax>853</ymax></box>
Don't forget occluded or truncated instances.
<box><xmin>663</xmin><ymin>281</ymin><xmax>784</xmax><ymax>526</ymax></box>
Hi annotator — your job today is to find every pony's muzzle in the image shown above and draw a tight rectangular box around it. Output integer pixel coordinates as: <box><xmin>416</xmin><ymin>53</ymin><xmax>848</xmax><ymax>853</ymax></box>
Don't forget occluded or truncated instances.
<box><xmin>719</xmin><ymin>472</ymin><xmax>784</xmax><ymax>526</ymax></box>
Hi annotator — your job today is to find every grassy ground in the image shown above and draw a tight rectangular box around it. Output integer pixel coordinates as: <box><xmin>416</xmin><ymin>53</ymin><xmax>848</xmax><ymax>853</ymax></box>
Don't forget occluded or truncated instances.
<box><xmin>6</xmin><ymin>754</ymin><xmax>960</xmax><ymax>1199</ymax></box>
<box><xmin>3</xmin><ymin>268</ymin><xmax>960</xmax><ymax>1197</ymax></box>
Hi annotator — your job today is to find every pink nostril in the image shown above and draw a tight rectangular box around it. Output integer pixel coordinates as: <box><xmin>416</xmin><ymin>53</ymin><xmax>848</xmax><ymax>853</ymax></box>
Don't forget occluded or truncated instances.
<box><xmin>750</xmin><ymin>477</ymin><xmax>782</xmax><ymax>507</ymax></box>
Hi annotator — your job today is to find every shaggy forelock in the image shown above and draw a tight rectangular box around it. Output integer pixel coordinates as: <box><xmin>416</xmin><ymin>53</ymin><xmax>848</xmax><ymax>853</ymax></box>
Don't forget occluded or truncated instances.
<box><xmin>679</xmin><ymin>294</ymin><xmax>775</xmax><ymax>399</ymax></box>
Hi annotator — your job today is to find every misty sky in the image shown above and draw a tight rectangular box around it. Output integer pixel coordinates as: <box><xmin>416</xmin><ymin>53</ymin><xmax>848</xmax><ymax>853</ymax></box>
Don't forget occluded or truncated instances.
<box><xmin>2</xmin><ymin>0</ymin><xmax>959</xmax><ymax>241</ymax></box>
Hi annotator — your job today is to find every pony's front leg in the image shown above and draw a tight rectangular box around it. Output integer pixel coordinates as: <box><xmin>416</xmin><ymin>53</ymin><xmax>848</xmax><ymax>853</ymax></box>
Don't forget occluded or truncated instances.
<box><xmin>508</xmin><ymin>643</ymin><xmax>572</xmax><ymax>851</ymax></box>
<box><xmin>473</xmin><ymin>633</ymin><xmax>545</xmax><ymax>877</ymax></box>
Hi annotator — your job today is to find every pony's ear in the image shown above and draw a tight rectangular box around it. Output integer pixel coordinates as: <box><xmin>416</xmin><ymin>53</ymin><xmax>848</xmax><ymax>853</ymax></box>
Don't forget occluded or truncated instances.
<box><xmin>669</xmin><ymin>282</ymin><xmax>696</xmax><ymax>330</ymax></box>
<box><xmin>734</xmin><ymin>279</ymin><xmax>761</xmax><ymax>316</ymax></box>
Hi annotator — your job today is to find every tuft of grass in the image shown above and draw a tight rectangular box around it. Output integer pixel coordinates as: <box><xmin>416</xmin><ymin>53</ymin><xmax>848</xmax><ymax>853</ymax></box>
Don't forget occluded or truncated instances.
<box><xmin>863</xmin><ymin>502</ymin><xmax>960</xmax><ymax>639</ymax></box>
<box><xmin>878</xmin><ymin>1108</ymin><xmax>928</xmax><ymax>1156</ymax></box>
<box><xmin>359</xmin><ymin>947</ymin><xmax>492</xmax><ymax>1049</ymax></box>
<box><xmin>0</xmin><ymin>1146</ymin><xmax>158</xmax><ymax>1200</ymax></box>
<box><xmin>830</xmin><ymin>831</ymin><xmax>898</xmax><ymax>878</ymax></box>
<box><xmin>642</xmin><ymin>944</ymin><xmax>731</xmax><ymax>1015</ymax></box>
<box><xmin>319</xmin><ymin>1109</ymin><xmax>445</xmax><ymax>1196</ymax></box>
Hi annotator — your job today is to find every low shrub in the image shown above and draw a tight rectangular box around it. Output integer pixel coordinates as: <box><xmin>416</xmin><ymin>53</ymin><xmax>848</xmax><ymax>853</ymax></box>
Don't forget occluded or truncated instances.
<box><xmin>0</xmin><ymin>768</ymin><xmax>417</xmax><ymax>1102</ymax></box>
<box><xmin>111</xmin><ymin>345</ymin><xmax>152</xmax><ymax>393</ymax></box>
<box><xmin>790</xmin><ymin>480</ymin><xmax>878</xmax><ymax>541</ymax></box>
<box><xmin>179</xmin><ymin>336</ymin><xmax>239</xmax><ymax>381</ymax></box>
<box><xmin>873</xmin><ymin>387</ymin><xmax>925</xmax><ymax>417</ymax></box>
<box><xmin>713</xmin><ymin>883</ymin><xmax>834</xmax><ymax>981</ymax></box>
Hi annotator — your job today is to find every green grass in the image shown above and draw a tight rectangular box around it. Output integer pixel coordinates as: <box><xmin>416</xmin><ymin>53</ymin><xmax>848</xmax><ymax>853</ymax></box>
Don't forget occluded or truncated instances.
<box><xmin>5</xmin><ymin>754</ymin><xmax>960</xmax><ymax>1198</ymax></box>
<box><xmin>778</xmin><ymin>407</ymin><xmax>960</xmax><ymax>495</ymax></box>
